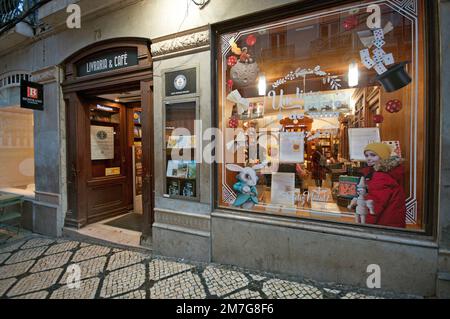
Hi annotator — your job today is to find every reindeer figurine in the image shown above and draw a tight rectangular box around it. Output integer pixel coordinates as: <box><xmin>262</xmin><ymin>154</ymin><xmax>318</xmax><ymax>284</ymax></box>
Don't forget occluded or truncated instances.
<box><xmin>347</xmin><ymin>176</ymin><xmax>376</xmax><ymax>224</ymax></box>
<box><xmin>226</xmin><ymin>162</ymin><xmax>266</xmax><ymax>209</ymax></box>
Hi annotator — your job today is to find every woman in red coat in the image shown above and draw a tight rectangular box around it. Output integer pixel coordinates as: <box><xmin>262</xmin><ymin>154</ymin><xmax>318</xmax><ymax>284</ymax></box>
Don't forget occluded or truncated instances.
<box><xmin>361</xmin><ymin>143</ymin><xmax>406</xmax><ymax>228</ymax></box>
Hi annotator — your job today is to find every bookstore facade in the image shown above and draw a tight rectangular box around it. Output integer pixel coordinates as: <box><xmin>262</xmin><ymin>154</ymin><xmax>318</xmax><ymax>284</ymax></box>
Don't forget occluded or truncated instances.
<box><xmin>1</xmin><ymin>0</ymin><xmax>448</xmax><ymax>297</ymax></box>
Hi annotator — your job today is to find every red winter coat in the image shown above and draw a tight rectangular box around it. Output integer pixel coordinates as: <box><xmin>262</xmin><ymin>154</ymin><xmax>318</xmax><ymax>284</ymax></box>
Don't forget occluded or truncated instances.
<box><xmin>360</xmin><ymin>157</ymin><xmax>406</xmax><ymax>228</ymax></box>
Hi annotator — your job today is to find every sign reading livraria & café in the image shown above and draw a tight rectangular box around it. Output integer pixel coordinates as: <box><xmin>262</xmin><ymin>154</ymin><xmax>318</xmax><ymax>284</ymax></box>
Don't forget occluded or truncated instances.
<box><xmin>76</xmin><ymin>48</ymin><xmax>139</xmax><ymax>77</ymax></box>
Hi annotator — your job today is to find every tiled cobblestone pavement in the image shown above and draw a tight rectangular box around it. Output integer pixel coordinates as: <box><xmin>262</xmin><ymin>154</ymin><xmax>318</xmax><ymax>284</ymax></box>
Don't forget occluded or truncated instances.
<box><xmin>0</xmin><ymin>236</ymin><xmax>417</xmax><ymax>299</ymax></box>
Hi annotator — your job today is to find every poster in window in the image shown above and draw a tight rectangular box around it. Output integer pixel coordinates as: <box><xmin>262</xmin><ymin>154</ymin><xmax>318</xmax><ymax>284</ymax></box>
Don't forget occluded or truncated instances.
<box><xmin>279</xmin><ymin>132</ymin><xmax>305</xmax><ymax>163</ymax></box>
<box><xmin>271</xmin><ymin>173</ymin><xmax>295</xmax><ymax>207</ymax></box>
<box><xmin>348</xmin><ymin>128</ymin><xmax>381</xmax><ymax>161</ymax></box>
<box><xmin>90</xmin><ymin>125</ymin><xmax>114</xmax><ymax>160</ymax></box>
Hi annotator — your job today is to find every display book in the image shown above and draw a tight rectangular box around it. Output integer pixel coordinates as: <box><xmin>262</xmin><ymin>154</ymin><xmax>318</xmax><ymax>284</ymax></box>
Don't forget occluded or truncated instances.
<box><xmin>165</xmin><ymin>116</ymin><xmax>197</xmax><ymax>197</ymax></box>
<box><xmin>166</xmin><ymin>160</ymin><xmax>196</xmax><ymax>197</ymax></box>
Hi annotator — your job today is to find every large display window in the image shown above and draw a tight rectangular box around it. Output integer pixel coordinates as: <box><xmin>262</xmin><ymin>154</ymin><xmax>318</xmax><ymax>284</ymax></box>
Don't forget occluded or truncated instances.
<box><xmin>216</xmin><ymin>0</ymin><xmax>430</xmax><ymax>230</ymax></box>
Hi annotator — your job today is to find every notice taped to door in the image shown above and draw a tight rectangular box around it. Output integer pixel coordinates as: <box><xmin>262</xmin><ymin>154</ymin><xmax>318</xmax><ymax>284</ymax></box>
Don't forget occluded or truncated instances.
<box><xmin>91</xmin><ymin>125</ymin><xmax>114</xmax><ymax>160</ymax></box>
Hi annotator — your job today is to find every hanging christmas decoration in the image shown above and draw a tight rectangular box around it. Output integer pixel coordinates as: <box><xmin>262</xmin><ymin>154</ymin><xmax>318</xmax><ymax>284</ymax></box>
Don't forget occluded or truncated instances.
<box><xmin>343</xmin><ymin>15</ymin><xmax>358</xmax><ymax>31</ymax></box>
<box><xmin>227</xmin><ymin>55</ymin><xmax>238</xmax><ymax>67</ymax></box>
<box><xmin>373</xmin><ymin>114</ymin><xmax>384</xmax><ymax>123</ymax></box>
<box><xmin>246</xmin><ymin>34</ymin><xmax>257</xmax><ymax>46</ymax></box>
<box><xmin>230</xmin><ymin>61</ymin><xmax>260</xmax><ymax>88</ymax></box>
<box><xmin>227</xmin><ymin>79</ymin><xmax>234</xmax><ymax>90</ymax></box>
<box><xmin>385</xmin><ymin>99</ymin><xmax>402</xmax><ymax>113</ymax></box>
<box><xmin>228</xmin><ymin>116</ymin><xmax>239</xmax><ymax>128</ymax></box>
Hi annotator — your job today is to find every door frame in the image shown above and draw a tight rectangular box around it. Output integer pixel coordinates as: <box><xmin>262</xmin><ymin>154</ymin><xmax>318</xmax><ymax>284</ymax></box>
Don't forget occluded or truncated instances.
<box><xmin>62</xmin><ymin>38</ymin><xmax>154</xmax><ymax>237</ymax></box>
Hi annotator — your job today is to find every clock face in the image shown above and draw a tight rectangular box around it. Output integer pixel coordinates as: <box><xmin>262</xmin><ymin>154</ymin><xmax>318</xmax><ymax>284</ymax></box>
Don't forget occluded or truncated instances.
<box><xmin>174</xmin><ymin>74</ymin><xmax>187</xmax><ymax>90</ymax></box>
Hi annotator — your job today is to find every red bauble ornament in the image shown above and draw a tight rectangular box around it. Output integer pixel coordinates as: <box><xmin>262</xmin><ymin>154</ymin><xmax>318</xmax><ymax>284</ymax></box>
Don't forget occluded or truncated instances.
<box><xmin>246</xmin><ymin>34</ymin><xmax>257</xmax><ymax>46</ymax></box>
<box><xmin>373</xmin><ymin>114</ymin><xmax>384</xmax><ymax>123</ymax></box>
<box><xmin>228</xmin><ymin>117</ymin><xmax>239</xmax><ymax>128</ymax></box>
<box><xmin>227</xmin><ymin>79</ymin><xmax>234</xmax><ymax>90</ymax></box>
<box><xmin>343</xmin><ymin>15</ymin><xmax>358</xmax><ymax>31</ymax></box>
<box><xmin>227</xmin><ymin>55</ymin><xmax>237</xmax><ymax>67</ymax></box>
<box><xmin>385</xmin><ymin>99</ymin><xmax>402</xmax><ymax>113</ymax></box>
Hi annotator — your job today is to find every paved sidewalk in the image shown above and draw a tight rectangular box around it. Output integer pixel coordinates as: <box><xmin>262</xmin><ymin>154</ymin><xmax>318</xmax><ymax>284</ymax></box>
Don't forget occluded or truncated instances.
<box><xmin>0</xmin><ymin>235</ymin><xmax>416</xmax><ymax>299</ymax></box>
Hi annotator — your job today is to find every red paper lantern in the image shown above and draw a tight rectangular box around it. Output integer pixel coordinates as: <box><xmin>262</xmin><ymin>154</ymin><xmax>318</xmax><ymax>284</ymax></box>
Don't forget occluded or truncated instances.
<box><xmin>246</xmin><ymin>34</ymin><xmax>257</xmax><ymax>46</ymax></box>
<box><xmin>385</xmin><ymin>99</ymin><xmax>402</xmax><ymax>113</ymax></box>
<box><xmin>373</xmin><ymin>114</ymin><xmax>384</xmax><ymax>123</ymax></box>
<box><xmin>227</xmin><ymin>79</ymin><xmax>234</xmax><ymax>90</ymax></box>
<box><xmin>228</xmin><ymin>117</ymin><xmax>239</xmax><ymax>128</ymax></box>
<box><xmin>343</xmin><ymin>15</ymin><xmax>358</xmax><ymax>31</ymax></box>
<box><xmin>227</xmin><ymin>55</ymin><xmax>238</xmax><ymax>67</ymax></box>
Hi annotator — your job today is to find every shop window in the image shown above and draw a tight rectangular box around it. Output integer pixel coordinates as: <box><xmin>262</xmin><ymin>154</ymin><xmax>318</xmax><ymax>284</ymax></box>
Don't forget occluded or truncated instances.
<box><xmin>0</xmin><ymin>107</ymin><xmax>35</xmax><ymax>192</ymax></box>
<box><xmin>216</xmin><ymin>0</ymin><xmax>429</xmax><ymax>230</ymax></box>
<box><xmin>164</xmin><ymin>100</ymin><xmax>199</xmax><ymax>199</ymax></box>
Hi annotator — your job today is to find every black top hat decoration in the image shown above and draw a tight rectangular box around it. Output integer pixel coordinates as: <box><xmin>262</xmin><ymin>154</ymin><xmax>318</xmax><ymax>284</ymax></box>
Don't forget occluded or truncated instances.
<box><xmin>375</xmin><ymin>61</ymin><xmax>411</xmax><ymax>93</ymax></box>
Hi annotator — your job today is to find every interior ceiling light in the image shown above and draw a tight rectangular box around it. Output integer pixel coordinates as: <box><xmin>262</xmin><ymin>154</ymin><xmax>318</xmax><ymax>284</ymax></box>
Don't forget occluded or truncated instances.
<box><xmin>348</xmin><ymin>60</ymin><xmax>359</xmax><ymax>87</ymax></box>
<box><xmin>191</xmin><ymin>0</ymin><xmax>210</xmax><ymax>9</ymax></box>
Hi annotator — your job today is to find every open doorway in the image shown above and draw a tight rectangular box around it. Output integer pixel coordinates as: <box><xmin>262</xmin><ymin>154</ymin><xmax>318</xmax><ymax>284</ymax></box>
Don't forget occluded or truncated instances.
<box><xmin>65</xmin><ymin>88</ymin><xmax>149</xmax><ymax>246</ymax></box>
<box><xmin>62</xmin><ymin>38</ymin><xmax>154</xmax><ymax>247</ymax></box>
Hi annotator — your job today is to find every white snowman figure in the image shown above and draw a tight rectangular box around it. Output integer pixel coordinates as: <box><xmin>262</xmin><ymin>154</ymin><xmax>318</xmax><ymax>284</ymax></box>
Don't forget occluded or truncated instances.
<box><xmin>347</xmin><ymin>177</ymin><xmax>376</xmax><ymax>224</ymax></box>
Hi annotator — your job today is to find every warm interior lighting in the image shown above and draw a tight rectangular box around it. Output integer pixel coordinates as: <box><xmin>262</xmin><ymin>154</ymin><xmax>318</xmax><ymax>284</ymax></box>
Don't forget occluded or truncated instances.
<box><xmin>96</xmin><ymin>104</ymin><xmax>114</xmax><ymax>112</ymax></box>
<box><xmin>258</xmin><ymin>73</ymin><xmax>266</xmax><ymax>96</ymax></box>
<box><xmin>348</xmin><ymin>61</ymin><xmax>359</xmax><ymax>87</ymax></box>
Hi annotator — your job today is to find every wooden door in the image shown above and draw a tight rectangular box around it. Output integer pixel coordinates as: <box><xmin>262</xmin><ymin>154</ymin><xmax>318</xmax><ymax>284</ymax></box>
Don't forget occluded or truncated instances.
<box><xmin>85</xmin><ymin>98</ymin><xmax>133</xmax><ymax>223</ymax></box>
<box><xmin>65</xmin><ymin>95</ymin><xmax>133</xmax><ymax>226</ymax></box>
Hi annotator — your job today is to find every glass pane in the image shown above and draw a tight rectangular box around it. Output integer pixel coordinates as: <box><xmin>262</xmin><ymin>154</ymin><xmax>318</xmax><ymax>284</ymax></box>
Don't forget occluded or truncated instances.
<box><xmin>0</xmin><ymin>107</ymin><xmax>35</xmax><ymax>191</ymax></box>
<box><xmin>165</xmin><ymin>101</ymin><xmax>197</xmax><ymax>198</ymax></box>
<box><xmin>90</xmin><ymin>104</ymin><xmax>122</xmax><ymax>178</ymax></box>
<box><xmin>217</xmin><ymin>0</ymin><xmax>426</xmax><ymax>230</ymax></box>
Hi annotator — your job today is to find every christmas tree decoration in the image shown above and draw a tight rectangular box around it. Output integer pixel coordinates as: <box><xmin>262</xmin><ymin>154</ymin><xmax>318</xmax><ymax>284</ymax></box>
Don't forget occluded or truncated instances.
<box><xmin>373</xmin><ymin>114</ymin><xmax>384</xmax><ymax>123</ymax></box>
<box><xmin>385</xmin><ymin>99</ymin><xmax>402</xmax><ymax>113</ymax></box>
<box><xmin>227</xmin><ymin>55</ymin><xmax>238</xmax><ymax>67</ymax></box>
<box><xmin>343</xmin><ymin>15</ymin><xmax>358</xmax><ymax>31</ymax></box>
<box><xmin>246</xmin><ymin>34</ymin><xmax>257</xmax><ymax>46</ymax></box>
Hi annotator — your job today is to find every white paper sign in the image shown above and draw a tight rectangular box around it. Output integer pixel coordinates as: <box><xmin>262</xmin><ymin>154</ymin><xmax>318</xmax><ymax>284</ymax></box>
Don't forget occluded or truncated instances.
<box><xmin>348</xmin><ymin>127</ymin><xmax>381</xmax><ymax>161</ymax></box>
<box><xmin>271</xmin><ymin>172</ymin><xmax>295</xmax><ymax>207</ymax></box>
<box><xmin>279</xmin><ymin>132</ymin><xmax>305</xmax><ymax>163</ymax></box>
<box><xmin>91</xmin><ymin>125</ymin><xmax>114</xmax><ymax>160</ymax></box>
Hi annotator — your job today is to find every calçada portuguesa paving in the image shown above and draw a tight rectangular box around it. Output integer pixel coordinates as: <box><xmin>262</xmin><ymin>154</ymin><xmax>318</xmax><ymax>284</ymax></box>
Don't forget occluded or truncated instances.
<box><xmin>0</xmin><ymin>234</ymin><xmax>417</xmax><ymax>299</ymax></box>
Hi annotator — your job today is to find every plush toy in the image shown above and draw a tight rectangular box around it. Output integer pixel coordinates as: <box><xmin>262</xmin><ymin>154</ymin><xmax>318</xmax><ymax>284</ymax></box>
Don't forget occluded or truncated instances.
<box><xmin>347</xmin><ymin>177</ymin><xmax>375</xmax><ymax>224</ymax></box>
<box><xmin>226</xmin><ymin>162</ymin><xmax>266</xmax><ymax>209</ymax></box>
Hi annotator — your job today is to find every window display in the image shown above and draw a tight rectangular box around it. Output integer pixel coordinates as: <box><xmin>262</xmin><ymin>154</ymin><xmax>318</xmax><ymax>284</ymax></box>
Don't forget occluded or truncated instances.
<box><xmin>216</xmin><ymin>0</ymin><xmax>427</xmax><ymax>230</ymax></box>
<box><xmin>164</xmin><ymin>100</ymin><xmax>199</xmax><ymax>199</ymax></box>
